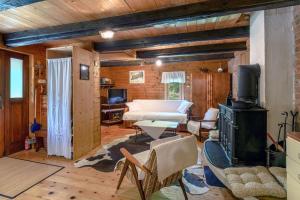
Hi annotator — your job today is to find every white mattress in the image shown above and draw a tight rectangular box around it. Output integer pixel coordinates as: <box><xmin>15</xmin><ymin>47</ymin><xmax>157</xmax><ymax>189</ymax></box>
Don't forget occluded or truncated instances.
<box><xmin>123</xmin><ymin>111</ymin><xmax>188</xmax><ymax>124</ymax></box>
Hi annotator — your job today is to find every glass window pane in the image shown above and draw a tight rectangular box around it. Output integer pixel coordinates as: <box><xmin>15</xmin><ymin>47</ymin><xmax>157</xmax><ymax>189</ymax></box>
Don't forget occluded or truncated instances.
<box><xmin>10</xmin><ymin>58</ymin><xmax>23</xmax><ymax>98</ymax></box>
<box><xmin>167</xmin><ymin>82</ymin><xmax>183</xmax><ymax>100</ymax></box>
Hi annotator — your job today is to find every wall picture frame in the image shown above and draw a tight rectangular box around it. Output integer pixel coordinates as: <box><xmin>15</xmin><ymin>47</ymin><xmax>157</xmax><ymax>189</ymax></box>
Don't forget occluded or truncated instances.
<box><xmin>129</xmin><ymin>70</ymin><xmax>145</xmax><ymax>84</ymax></box>
<box><xmin>80</xmin><ymin>64</ymin><xmax>89</xmax><ymax>80</ymax></box>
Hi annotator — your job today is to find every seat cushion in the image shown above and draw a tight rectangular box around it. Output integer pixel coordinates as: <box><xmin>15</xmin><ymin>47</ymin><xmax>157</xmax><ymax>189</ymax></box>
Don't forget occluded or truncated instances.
<box><xmin>224</xmin><ymin>166</ymin><xmax>286</xmax><ymax>199</ymax></box>
<box><xmin>115</xmin><ymin>150</ymin><xmax>150</xmax><ymax>181</ymax></box>
<box><xmin>123</xmin><ymin>111</ymin><xmax>188</xmax><ymax>123</ymax></box>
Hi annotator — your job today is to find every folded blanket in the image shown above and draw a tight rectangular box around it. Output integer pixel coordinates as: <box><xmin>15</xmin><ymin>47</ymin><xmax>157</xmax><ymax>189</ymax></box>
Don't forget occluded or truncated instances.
<box><xmin>153</xmin><ymin>135</ymin><xmax>198</xmax><ymax>182</ymax></box>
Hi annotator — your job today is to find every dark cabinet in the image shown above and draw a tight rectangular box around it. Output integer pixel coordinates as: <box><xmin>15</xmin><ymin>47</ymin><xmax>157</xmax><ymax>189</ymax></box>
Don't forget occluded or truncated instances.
<box><xmin>219</xmin><ymin>104</ymin><xmax>267</xmax><ymax>166</ymax></box>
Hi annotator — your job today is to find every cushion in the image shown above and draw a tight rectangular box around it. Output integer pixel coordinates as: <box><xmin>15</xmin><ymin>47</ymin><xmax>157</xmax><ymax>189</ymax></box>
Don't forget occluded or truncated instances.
<box><xmin>203</xmin><ymin>108</ymin><xmax>219</xmax><ymax>128</ymax></box>
<box><xmin>132</xmin><ymin>99</ymin><xmax>189</xmax><ymax>112</ymax></box>
<box><xmin>177</xmin><ymin>101</ymin><xmax>193</xmax><ymax>114</ymax></box>
<box><xmin>123</xmin><ymin>111</ymin><xmax>188</xmax><ymax>123</ymax></box>
<box><xmin>269</xmin><ymin>167</ymin><xmax>286</xmax><ymax>190</ymax></box>
<box><xmin>125</xmin><ymin>102</ymin><xmax>141</xmax><ymax>112</ymax></box>
<box><xmin>224</xmin><ymin>166</ymin><xmax>286</xmax><ymax>199</ymax></box>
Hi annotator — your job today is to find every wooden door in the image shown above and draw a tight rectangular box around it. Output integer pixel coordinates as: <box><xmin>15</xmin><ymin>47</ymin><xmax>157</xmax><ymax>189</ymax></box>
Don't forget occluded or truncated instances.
<box><xmin>191</xmin><ymin>72</ymin><xmax>208</xmax><ymax>118</ymax></box>
<box><xmin>2</xmin><ymin>51</ymin><xmax>29</xmax><ymax>155</ymax></box>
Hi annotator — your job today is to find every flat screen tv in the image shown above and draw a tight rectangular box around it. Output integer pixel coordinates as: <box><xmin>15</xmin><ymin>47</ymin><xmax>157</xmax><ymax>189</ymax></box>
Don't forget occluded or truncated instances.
<box><xmin>108</xmin><ymin>88</ymin><xmax>127</xmax><ymax>104</ymax></box>
<box><xmin>237</xmin><ymin>64</ymin><xmax>261</xmax><ymax>103</ymax></box>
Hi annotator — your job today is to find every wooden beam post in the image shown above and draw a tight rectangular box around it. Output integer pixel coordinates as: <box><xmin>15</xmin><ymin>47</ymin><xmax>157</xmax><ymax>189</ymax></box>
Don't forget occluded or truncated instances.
<box><xmin>94</xmin><ymin>27</ymin><xmax>249</xmax><ymax>52</ymax></box>
<box><xmin>100</xmin><ymin>52</ymin><xmax>235</xmax><ymax>67</ymax></box>
<box><xmin>136</xmin><ymin>42</ymin><xmax>247</xmax><ymax>58</ymax></box>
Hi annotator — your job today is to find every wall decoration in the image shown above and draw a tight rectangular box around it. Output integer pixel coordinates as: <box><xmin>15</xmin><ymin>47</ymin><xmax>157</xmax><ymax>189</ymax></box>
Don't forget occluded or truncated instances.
<box><xmin>80</xmin><ymin>64</ymin><xmax>89</xmax><ymax>80</ymax></box>
<box><xmin>129</xmin><ymin>70</ymin><xmax>145</xmax><ymax>84</ymax></box>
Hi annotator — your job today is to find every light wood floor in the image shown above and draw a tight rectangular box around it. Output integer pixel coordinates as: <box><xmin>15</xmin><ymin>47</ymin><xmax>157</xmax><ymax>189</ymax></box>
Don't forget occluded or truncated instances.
<box><xmin>4</xmin><ymin>125</ymin><xmax>236</xmax><ymax>200</ymax></box>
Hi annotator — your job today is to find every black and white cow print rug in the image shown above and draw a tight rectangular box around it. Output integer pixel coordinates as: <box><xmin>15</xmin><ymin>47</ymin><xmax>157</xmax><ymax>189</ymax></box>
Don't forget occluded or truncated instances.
<box><xmin>74</xmin><ymin>133</ymin><xmax>209</xmax><ymax>195</ymax></box>
<box><xmin>74</xmin><ymin>133</ymin><xmax>171</xmax><ymax>172</ymax></box>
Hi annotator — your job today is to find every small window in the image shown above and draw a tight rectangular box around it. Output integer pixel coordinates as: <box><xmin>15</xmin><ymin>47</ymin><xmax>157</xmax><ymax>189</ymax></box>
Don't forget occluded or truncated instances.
<box><xmin>165</xmin><ymin>82</ymin><xmax>184</xmax><ymax>100</ymax></box>
<box><xmin>10</xmin><ymin>58</ymin><xmax>23</xmax><ymax>98</ymax></box>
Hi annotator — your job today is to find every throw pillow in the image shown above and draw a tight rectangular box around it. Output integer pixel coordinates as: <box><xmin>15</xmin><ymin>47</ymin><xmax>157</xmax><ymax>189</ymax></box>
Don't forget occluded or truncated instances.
<box><xmin>125</xmin><ymin>102</ymin><xmax>141</xmax><ymax>111</ymax></box>
<box><xmin>177</xmin><ymin>101</ymin><xmax>193</xmax><ymax>113</ymax></box>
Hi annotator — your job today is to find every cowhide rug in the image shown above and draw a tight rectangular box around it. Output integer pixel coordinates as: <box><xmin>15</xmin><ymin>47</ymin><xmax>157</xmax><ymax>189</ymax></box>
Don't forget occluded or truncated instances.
<box><xmin>74</xmin><ymin>133</ymin><xmax>175</xmax><ymax>172</ymax></box>
<box><xmin>75</xmin><ymin>133</ymin><xmax>210</xmax><ymax>195</ymax></box>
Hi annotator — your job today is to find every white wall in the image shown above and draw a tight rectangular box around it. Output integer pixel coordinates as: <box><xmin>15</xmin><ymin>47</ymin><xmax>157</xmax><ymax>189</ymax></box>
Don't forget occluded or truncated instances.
<box><xmin>250</xmin><ymin>8</ymin><xmax>295</xmax><ymax>139</ymax></box>
<box><xmin>250</xmin><ymin>11</ymin><xmax>266</xmax><ymax>106</ymax></box>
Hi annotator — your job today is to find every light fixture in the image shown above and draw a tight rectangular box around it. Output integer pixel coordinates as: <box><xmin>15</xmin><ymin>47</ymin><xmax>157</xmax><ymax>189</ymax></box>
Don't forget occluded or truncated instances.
<box><xmin>155</xmin><ymin>59</ymin><xmax>162</xmax><ymax>66</ymax></box>
<box><xmin>217</xmin><ymin>67</ymin><xmax>223</xmax><ymax>73</ymax></box>
<box><xmin>100</xmin><ymin>30</ymin><xmax>114</xmax><ymax>39</ymax></box>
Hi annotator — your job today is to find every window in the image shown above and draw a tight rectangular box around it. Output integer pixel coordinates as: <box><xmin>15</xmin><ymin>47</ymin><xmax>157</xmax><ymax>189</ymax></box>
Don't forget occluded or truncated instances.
<box><xmin>165</xmin><ymin>82</ymin><xmax>184</xmax><ymax>100</ymax></box>
<box><xmin>10</xmin><ymin>58</ymin><xmax>23</xmax><ymax>98</ymax></box>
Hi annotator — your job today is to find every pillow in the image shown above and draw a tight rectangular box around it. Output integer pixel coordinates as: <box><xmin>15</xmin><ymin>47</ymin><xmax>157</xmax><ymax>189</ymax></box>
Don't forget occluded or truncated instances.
<box><xmin>177</xmin><ymin>101</ymin><xmax>193</xmax><ymax>113</ymax></box>
<box><xmin>203</xmin><ymin>108</ymin><xmax>219</xmax><ymax>121</ymax></box>
<box><xmin>202</xmin><ymin>108</ymin><xmax>219</xmax><ymax>129</ymax></box>
<box><xmin>125</xmin><ymin>102</ymin><xmax>141</xmax><ymax>112</ymax></box>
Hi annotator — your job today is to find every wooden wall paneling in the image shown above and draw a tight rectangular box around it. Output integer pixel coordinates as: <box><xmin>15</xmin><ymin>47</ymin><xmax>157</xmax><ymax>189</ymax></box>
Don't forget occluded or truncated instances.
<box><xmin>72</xmin><ymin>46</ymin><xmax>94</xmax><ymax>160</ymax></box>
<box><xmin>191</xmin><ymin>72</ymin><xmax>208</xmax><ymax>117</ymax></box>
<box><xmin>207</xmin><ymin>73</ymin><xmax>213</xmax><ymax>108</ymax></box>
<box><xmin>212</xmin><ymin>73</ymin><xmax>230</xmax><ymax>108</ymax></box>
<box><xmin>0</xmin><ymin>51</ymin><xmax>4</xmax><ymax>156</ymax></box>
<box><xmin>92</xmin><ymin>52</ymin><xmax>101</xmax><ymax>148</ymax></box>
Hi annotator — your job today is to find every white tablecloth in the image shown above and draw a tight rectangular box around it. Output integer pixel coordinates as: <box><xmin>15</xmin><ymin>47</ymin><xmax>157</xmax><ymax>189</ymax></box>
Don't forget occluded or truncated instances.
<box><xmin>134</xmin><ymin>120</ymin><xmax>179</xmax><ymax>139</ymax></box>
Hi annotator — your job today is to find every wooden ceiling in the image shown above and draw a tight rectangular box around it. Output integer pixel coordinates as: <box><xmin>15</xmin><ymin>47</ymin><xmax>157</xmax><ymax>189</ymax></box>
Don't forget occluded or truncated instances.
<box><xmin>0</xmin><ymin>0</ymin><xmax>205</xmax><ymax>33</ymax></box>
<box><xmin>0</xmin><ymin>0</ymin><xmax>298</xmax><ymax>66</ymax></box>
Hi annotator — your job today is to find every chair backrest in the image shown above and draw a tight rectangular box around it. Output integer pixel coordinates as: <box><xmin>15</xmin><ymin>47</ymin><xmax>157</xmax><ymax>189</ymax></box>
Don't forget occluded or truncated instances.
<box><xmin>142</xmin><ymin>151</ymin><xmax>182</xmax><ymax>199</ymax></box>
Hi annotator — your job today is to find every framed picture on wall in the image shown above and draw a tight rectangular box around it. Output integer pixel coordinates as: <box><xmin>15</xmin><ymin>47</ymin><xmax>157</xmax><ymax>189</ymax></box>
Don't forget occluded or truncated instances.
<box><xmin>80</xmin><ymin>64</ymin><xmax>89</xmax><ymax>80</ymax></box>
<box><xmin>129</xmin><ymin>70</ymin><xmax>145</xmax><ymax>84</ymax></box>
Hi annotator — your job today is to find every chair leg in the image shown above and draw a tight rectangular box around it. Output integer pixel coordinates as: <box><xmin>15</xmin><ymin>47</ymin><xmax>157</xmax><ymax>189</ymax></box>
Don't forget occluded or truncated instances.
<box><xmin>130</xmin><ymin>163</ymin><xmax>146</xmax><ymax>200</ymax></box>
<box><xmin>179</xmin><ymin>178</ymin><xmax>188</xmax><ymax>200</ymax></box>
<box><xmin>117</xmin><ymin>159</ymin><xmax>129</xmax><ymax>190</ymax></box>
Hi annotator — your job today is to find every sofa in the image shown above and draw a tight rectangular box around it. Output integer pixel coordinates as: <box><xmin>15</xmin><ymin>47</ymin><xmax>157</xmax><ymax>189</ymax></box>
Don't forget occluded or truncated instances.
<box><xmin>123</xmin><ymin>99</ymin><xmax>193</xmax><ymax>124</ymax></box>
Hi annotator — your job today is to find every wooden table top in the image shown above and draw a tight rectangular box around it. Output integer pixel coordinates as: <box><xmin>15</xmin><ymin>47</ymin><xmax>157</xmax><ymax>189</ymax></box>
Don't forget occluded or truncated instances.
<box><xmin>288</xmin><ymin>132</ymin><xmax>300</xmax><ymax>142</ymax></box>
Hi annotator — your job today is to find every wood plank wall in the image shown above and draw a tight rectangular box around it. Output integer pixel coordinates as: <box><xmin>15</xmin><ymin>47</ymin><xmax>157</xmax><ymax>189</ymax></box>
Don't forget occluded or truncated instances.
<box><xmin>72</xmin><ymin>47</ymin><xmax>100</xmax><ymax>160</ymax></box>
<box><xmin>101</xmin><ymin>60</ymin><xmax>229</xmax><ymax>117</ymax></box>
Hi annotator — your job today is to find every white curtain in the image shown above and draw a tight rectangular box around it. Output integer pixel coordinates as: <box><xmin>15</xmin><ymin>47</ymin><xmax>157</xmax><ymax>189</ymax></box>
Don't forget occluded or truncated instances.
<box><xmin>161</xmin><ymin>71</ymin><xmax>186</xmax><ymax>83</ymax></box>
<box><xmin>47</xmin><ymin>57</ymin><xmax>72</xmax><ymax>159</ymax></box>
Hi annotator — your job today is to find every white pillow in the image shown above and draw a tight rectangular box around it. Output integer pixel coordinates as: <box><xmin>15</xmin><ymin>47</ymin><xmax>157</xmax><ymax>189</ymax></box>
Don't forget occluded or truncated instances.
<box><xmin>177</xmin><ymin>101</ymin><xmax>193</xmax><ymax>113</ymax></box>
<box><xmin>125</xmin><ymin>102</ymin><xmax>141</xmax><ymax>112</ymax></box>
<box><xmin>203</xmin><ymin>108</ymin><xmax>219</xmax><ymax>121</ymax></box>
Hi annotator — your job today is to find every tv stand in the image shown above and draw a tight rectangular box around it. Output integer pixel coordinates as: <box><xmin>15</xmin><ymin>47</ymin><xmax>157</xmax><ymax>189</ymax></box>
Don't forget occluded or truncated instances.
<box><xmin>101</xmin><ymin>103</ymin><xmax>126</xmax><ymax>125</ymax></box>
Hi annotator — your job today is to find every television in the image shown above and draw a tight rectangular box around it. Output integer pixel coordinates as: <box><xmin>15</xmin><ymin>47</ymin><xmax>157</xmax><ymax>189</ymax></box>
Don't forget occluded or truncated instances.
<box><xmin>108</xmin><ymin>88</ymin><xmax>127</xmax><ymax>104</ymax></box>
<box><xmin>237</xmin><ymin>64</ymin><xmax>261</xmax><ymax>103</ymax></box>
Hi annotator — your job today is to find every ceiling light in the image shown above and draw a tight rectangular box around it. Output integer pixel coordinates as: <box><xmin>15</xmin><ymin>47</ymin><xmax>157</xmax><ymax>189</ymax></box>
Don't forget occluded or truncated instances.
<box><xmin>100</xmin><ymin>30</ymin><xmax>114</xmax><ymax>39</ymax></box>
<box><xmin>155</xmin><ymin>59</ymin><xmax>162</xmax><ymax>66</ymax></box>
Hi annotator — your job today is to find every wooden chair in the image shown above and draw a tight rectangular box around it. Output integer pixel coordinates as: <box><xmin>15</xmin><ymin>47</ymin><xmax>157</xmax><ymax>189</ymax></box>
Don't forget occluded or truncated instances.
<box><xmin>187</xmin><ymin>108</ymin><xmax>219</xmax><ymax>141</ymax></box>
<box><xmin>116</xmin><ymin>148</ymin><xmax>188</xmax><ymax>200</ymax></box>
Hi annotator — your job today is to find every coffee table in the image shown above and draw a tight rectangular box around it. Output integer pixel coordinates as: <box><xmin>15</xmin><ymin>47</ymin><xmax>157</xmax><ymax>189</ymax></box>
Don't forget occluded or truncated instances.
<box><xmin>133</xmin><ymin>120</ymin><xmax>179</xmax><ymax>140</ymax></box>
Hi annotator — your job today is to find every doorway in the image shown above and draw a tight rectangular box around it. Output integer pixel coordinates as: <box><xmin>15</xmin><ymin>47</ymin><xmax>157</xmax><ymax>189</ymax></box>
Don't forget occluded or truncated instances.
<box><xmin>0</xmin><ymin>50</ymin><xmax>29</xmax><ymax>156</ymax></box>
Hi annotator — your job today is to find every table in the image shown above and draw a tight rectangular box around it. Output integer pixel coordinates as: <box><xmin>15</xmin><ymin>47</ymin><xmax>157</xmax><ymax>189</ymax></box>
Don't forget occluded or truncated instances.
<box><xmin>133</xmin><ymin>120</ymin><xmax>179</xmax><ymax>140</ymax></box>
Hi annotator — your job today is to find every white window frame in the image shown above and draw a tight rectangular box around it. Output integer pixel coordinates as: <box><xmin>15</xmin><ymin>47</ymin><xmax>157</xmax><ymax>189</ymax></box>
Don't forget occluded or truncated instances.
<box><xmin>164</xmin><ymin>82</ymin><xmax>184</xmax><ymax>100</ymax></box>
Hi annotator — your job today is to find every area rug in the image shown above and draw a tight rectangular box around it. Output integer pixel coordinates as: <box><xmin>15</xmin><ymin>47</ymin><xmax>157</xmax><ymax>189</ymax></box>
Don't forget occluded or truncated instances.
<box><xmin>75</xmin><ymin>133</ymin><xmax>175</xmax><ymax>172</ymax></box>
<box><xmin>75</xmin><ymin>134</ymin><xmax>209</xmax><ymax>195</ymax></box>
<box><xmin>0</xmin><ymin>157</ymin><xmax>63</xmax><ymax>199</ymax></box>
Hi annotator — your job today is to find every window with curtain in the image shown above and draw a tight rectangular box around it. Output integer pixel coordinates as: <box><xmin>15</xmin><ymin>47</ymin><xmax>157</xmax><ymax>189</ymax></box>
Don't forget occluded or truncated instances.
<box><xmin>161</xmin><ymin>71</ymin><xmax>185</xmax><ymax>100</ymax></box>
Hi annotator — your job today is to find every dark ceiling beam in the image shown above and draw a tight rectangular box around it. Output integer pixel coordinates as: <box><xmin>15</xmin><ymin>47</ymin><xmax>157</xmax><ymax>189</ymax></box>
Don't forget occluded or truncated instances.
<box><xmin>4</xmin><ymin>0</ymin><xmax>300</xmax><ymax>47</ymax></box>
<box><xmin>136</xmin><ymin>42</ymin><xmax>247</xmax><ymax>58</ymax></box>
<box><xmin>100</xmin><ymin>52</ymin><xmax>235</xmax><ymax>67</ymax></box>
<box><xmin>0</xmin><ymin>0</ymin><xmax>44</xmax><ymax>11</ymax></box>
<box><xmin>94</xmin><ymin>26</ymin><xmax>249</xmax><ymax>52</ymax></box>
